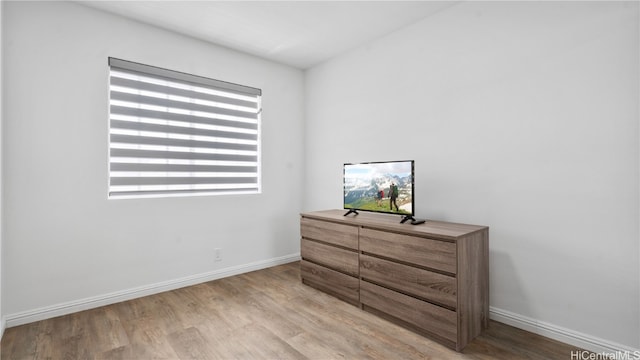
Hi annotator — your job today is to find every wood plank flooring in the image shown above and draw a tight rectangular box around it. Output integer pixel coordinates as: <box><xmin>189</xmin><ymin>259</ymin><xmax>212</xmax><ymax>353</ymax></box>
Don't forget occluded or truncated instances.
<box><xmin>1</xmin><ymin>262</ymin><xmax>584</xmax><ymax>359</ymax></box>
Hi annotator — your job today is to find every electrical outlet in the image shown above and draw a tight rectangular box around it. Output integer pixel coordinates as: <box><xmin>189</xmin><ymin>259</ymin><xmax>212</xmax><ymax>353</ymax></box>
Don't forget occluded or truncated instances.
<box><xmin>214</xmin><ymin>248</ymin><xmax>222</xmax><ymax>262</ymax></box>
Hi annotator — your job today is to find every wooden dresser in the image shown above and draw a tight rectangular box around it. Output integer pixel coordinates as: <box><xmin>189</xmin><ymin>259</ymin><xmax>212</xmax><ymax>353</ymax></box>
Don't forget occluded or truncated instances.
<box><xmin>300</xmin><ymin>209</ymin><xmax>489</xmax><ymax>351</ymax></box>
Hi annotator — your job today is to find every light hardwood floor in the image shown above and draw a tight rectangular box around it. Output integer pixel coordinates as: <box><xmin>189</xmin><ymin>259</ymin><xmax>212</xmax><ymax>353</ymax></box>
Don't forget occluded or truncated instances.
<box><xmin>1</xmin><ymin>262</ymin><xmax>583</xmax><ymax>359</ymax></box>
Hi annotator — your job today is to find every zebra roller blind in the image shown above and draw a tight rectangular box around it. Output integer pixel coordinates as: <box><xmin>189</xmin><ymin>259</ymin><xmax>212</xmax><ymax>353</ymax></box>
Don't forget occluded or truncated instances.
<box><xmin>108</xmin><ymin>58</ymin><xmax>262</xmax><ymax>199</ymax></box>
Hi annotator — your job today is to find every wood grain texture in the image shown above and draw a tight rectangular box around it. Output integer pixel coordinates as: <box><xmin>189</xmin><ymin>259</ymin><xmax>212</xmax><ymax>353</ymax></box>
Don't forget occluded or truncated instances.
<box><xmin>300</xmin><ymin>216</ymin><xmax>358</xmax><ymax>249</ymax></box>
<box><xmin>360</xmin><ymin>254</ymin><xmax>457</xmax><ymax>309</ymax></box>
<box><xmin>360</xmin><ymin>281</ymin><xmax>458</xmax><ymax>344</ymax></box>
<box><xmin>303</xmin><ymin>209</ymin><xmax>490</xmax><ymax>351</ymax></box>
<box><xmin>457</xmin><ymin>228</ymin><xmax>490</xmax><ymax>350</ymax></box>
<box><xmin>302</xmin><ymin>209</ymin><xmax>488</xmax><ymax>240</ymax></box>
<box><xmin>1</xmin><ymin>262</ymin><xmax>588</xmax><ymax>360</ymax></box>
<box><xmin>301</xmin><ymin>238</ymin><xmax>359</xmax><ymax>276</ymax></box>
<box><xmin>300</xmin><ymin>260</ymin><xmax>360</xmax><ymax>306</ymax></box>
<box><xmin>360</xmin><ymin>227</ymin><xmax>457</xmax><ymax>274</ymax></box>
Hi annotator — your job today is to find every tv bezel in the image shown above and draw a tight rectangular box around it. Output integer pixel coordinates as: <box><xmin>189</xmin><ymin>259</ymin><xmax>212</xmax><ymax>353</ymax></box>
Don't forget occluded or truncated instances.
<box><xmin>342</xmin><ymin>159</ymin><xmax>415</xmax><ymax>218</ymax></box>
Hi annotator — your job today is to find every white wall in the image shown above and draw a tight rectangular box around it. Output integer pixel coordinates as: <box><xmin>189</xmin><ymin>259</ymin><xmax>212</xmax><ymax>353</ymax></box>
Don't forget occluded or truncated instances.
<box><xmin>305</xmin><ymin>1</ymin><xmax>639</xmax><ymax>352</ymax></box>
<box><xmin>0</xmin><ymin>0</ymin><xmax>4</xmax><ymax>338</ymax></box>
<box><xmin>3</xmin><ymin>1</ymin><xmax>304</xmax><ymax>320</ymax></box>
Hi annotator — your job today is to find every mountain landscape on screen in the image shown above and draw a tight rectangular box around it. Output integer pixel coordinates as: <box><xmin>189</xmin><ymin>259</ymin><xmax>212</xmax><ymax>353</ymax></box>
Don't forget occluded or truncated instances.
<box><xmin>343</xmin><ymin>161</ymin><xmax>413</xmax><ymax>215</ymax></box>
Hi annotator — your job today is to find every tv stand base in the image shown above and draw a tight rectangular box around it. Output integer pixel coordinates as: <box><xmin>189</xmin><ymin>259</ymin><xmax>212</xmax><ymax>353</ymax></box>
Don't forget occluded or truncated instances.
<box><xmin>400</xmin><ymin>215</ymin><xmax>415</xmax><ymax>223</ymax></box>
<box><xmin>344</xmin><ymin>209</ymin><xmax>359</xmax><ymax>216</ymax></box>
<box><xmin>401</xmin><ymin>215</ymin><xmax>426</xmax><ymax>225</ymax></box>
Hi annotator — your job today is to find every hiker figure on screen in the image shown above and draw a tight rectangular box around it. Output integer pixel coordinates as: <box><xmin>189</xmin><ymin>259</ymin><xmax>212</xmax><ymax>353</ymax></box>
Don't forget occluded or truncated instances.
<box><xmin>389</xmin><ymin>182</ymin><xmax>399</xmax><ymax>211</ymax></box>
<box><xmin>377</xmin><ymin>188</ymin><xmax>384</xmax><ymax>206</ymax></box>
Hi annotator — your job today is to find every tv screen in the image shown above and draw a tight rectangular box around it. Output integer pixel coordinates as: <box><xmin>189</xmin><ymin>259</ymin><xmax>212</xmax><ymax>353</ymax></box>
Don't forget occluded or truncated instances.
<box><xmin>343</xmin><ymin>160</ymin><xmax>414</xmax><ymax>217</ymax></box>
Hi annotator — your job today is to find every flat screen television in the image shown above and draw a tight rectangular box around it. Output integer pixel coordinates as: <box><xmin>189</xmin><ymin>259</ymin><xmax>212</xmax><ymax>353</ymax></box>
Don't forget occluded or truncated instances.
<box><xmin>343</xmin><ymin>160</ymin><xmax>419</xmax><ymax>223</ymax></box>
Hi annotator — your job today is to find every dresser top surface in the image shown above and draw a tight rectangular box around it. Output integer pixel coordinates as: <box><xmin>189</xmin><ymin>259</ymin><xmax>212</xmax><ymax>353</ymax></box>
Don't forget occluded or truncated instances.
<box><xmin>301</xmin><ymin>209</ymin><xmax>488</xmax><ymax>240</ymax></box>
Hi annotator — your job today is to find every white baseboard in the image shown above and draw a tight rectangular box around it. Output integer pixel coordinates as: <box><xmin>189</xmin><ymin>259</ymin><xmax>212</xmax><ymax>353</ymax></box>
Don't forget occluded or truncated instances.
<box><xmin>490</xmin><ymin>306</ymin><xmax>640</xmax><ymax>356</ymax></box>
<box><xmin>5</xmin><ymin>253</ymin><xmax>301</xmax><ymax>328</ymax></box>
<box><xmin>0</xmin><ymin>316</ymin><xmax>5</xmax><ymax>340</ymax></box>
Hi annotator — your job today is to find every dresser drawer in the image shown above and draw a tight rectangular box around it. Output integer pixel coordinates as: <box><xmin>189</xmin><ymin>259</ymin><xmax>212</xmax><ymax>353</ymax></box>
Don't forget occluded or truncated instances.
<box><xmin>301</xmin><ymin>217</ymin><xmax>358</xmax><ymax>250</ymax></box>
<box><xmin>360</xmin><ymin>281</ymin><xmax>457</xmax><ymax>344</ymax></box>
<box><xmin>301</xmin><ymin>260</ymin><xmax>359</xmax><ymax>305</ymax></box>
<box><xmin>360</xmin><ymin>228</ymin><xmax>456</xmax><ymax>274</ymax></box>
<box><xmin>360</xmin><ymin>254</ymin><xmax>457</xmax><ymax>309</ymax></box>
<box><xmin>301</xmin><ymin>239</ymin><xmax>359</xmax><ymax>276</ymax></box>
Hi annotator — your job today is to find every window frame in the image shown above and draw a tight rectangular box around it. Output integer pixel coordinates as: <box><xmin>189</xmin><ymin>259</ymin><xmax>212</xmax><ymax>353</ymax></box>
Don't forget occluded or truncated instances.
<box><xmin>107</xmin><ymin>57</ymin><xmax>262</xmax><ymax>199</ymax></box>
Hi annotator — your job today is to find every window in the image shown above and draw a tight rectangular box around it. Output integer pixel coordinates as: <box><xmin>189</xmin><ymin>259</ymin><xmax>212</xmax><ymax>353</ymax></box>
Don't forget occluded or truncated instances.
<box><xmin>108</xmin><ymin>58</ymin><xmax>262</xmax><ymax>199</ymax></box>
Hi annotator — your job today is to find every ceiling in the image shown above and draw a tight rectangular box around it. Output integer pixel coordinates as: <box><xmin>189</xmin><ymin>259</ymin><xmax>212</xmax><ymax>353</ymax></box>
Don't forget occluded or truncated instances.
<box><xmin>77</xmin><ymin>1</ymin><xmax>459</xmax><ymax>69</ymax></box>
